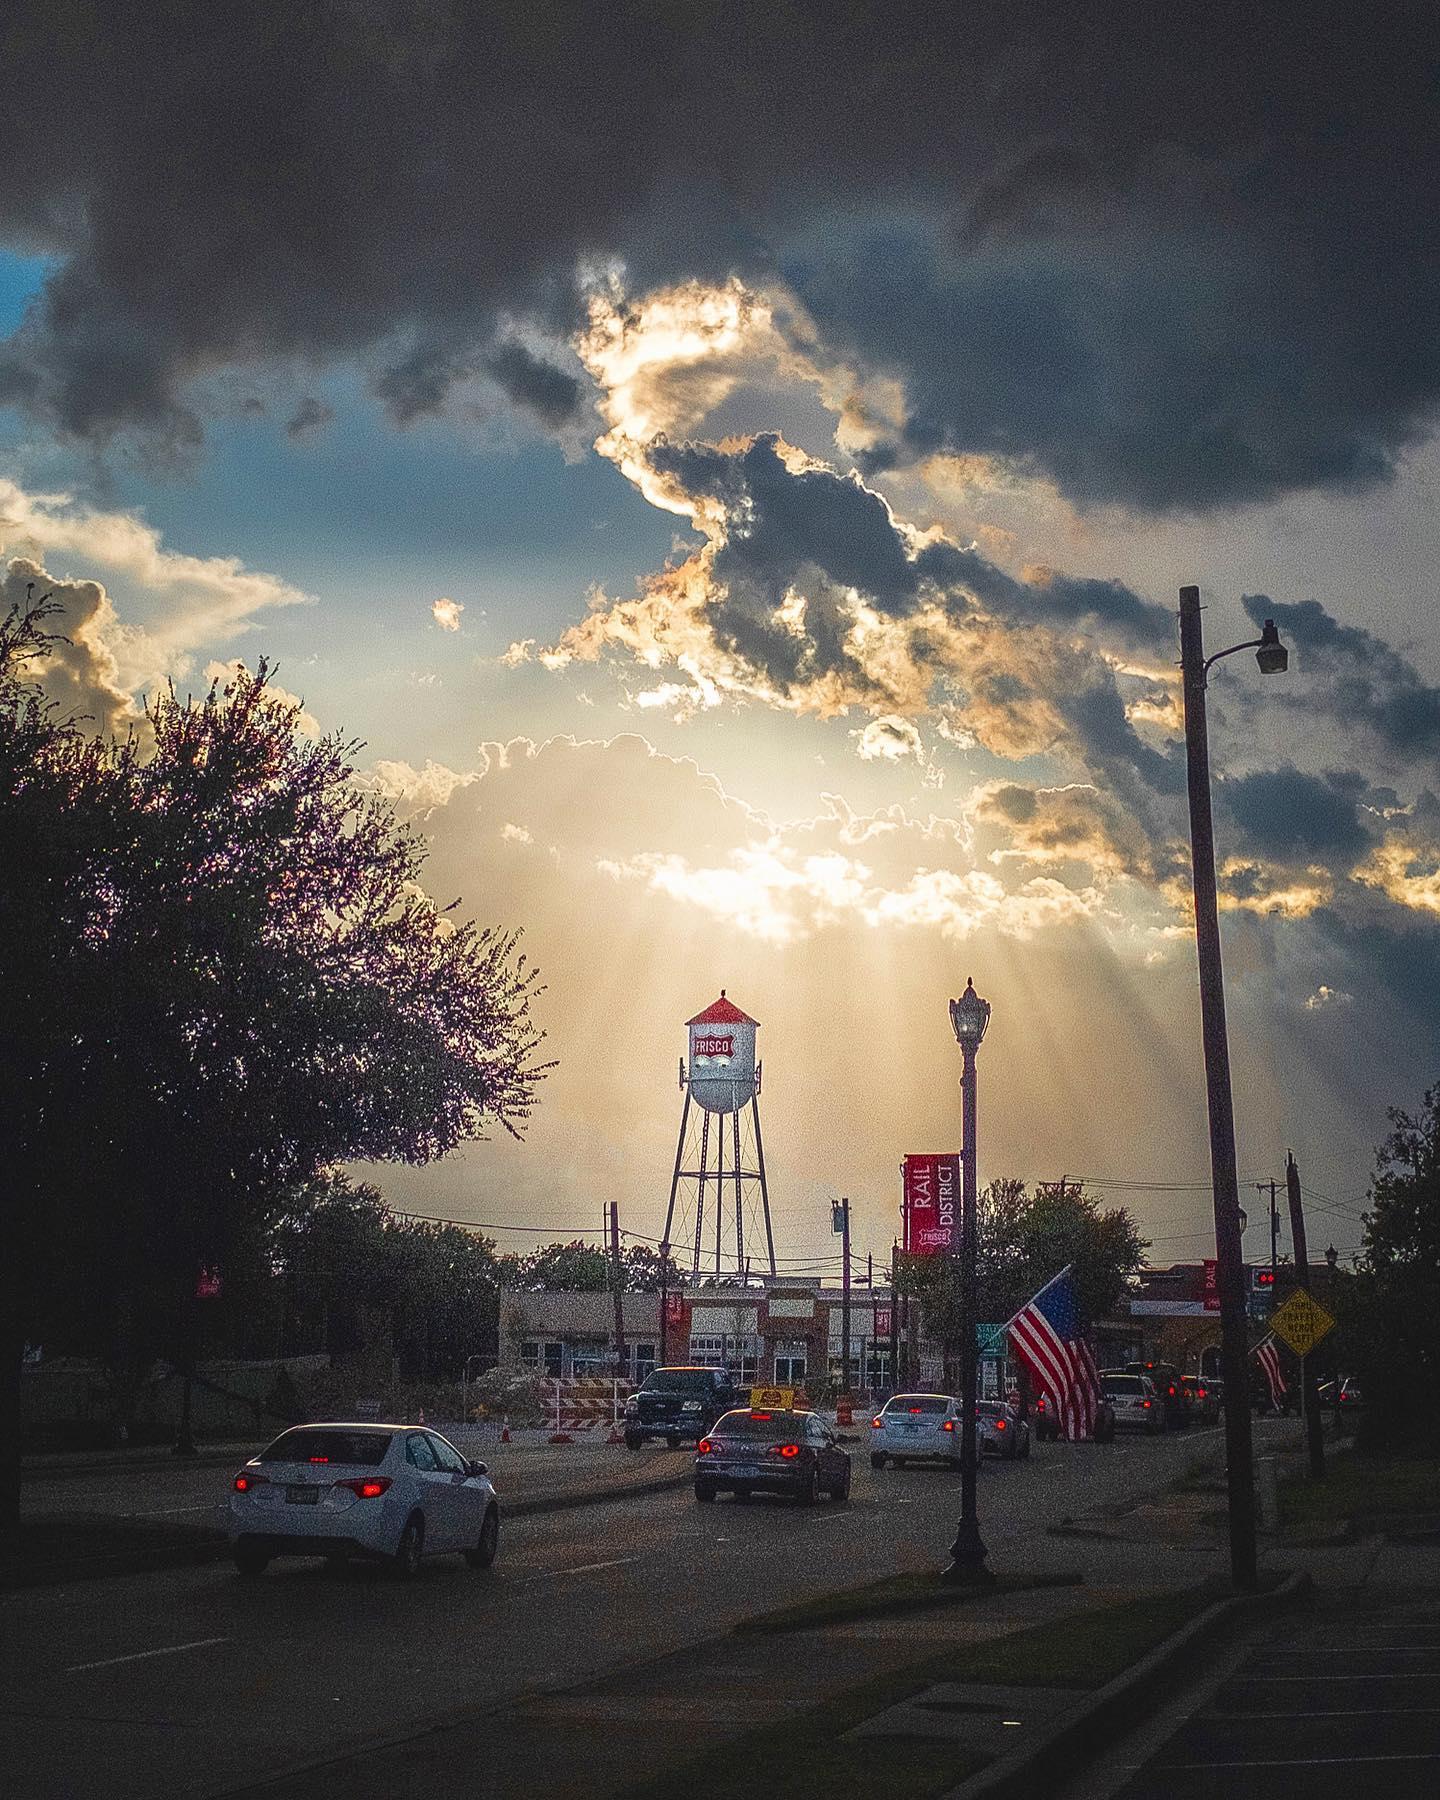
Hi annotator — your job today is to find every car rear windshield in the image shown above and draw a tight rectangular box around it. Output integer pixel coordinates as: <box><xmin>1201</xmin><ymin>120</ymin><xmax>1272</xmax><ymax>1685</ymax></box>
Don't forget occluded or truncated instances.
<box><xmin>641</xmin><ymin>1369</ymin><xmax>716</xmax><ymax>1394</ymax></box>
<box><xmin>977</xmin><ymin>1403</ymin><xmax>1009</xmax><ymax>1418</ymax></box>
<box><xmin>712</xmin><ymin>1411</ymin><xmax>808</xmax><ymax>1439</ymax></box>
<box><xmin>258</xmin><ymin>1429</ymin><xmax>392</xmax><ymax>1465</ymax></box>
<box><xmin>1102</xmin><ymin>1376</ymin><xmax>1144</xmax><ymax>1396</ymax></box>
<box><xmin>885</xmin><ymin>1395</ymin><xmax>949</xmax><ymax>1414</ymax></box>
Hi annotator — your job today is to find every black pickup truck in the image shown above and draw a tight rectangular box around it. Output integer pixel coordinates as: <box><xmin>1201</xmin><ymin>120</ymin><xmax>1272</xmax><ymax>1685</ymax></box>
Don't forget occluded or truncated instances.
<box><xmin>623</xmin><ymin>1366</ymin><xmax>746</xmax><ymax>1449</ymax></box>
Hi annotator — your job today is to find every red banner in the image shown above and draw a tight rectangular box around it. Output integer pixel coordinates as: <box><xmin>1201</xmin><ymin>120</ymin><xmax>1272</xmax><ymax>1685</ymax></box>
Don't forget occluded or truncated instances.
<box><xmin>874</xmin><ymin>1306</ymin><xmax>892</xmax><ymax>1337</ymax></box>
<box><xmin>902</xmin><ymin>1153</ymin><xmax>960</xmax><ymax>1255</ymax></box>
<box><xmin>1202</xmin><ymin>1258</ymin><xmax>1220</xmax><ymax>1312</ymax></box>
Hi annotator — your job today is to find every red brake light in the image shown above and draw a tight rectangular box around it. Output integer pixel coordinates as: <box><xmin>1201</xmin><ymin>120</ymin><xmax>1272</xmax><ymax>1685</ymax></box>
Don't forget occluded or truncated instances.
<box><xmin>776</xmin><ymin>1443</ymin><xmax>800</xmax><ymax>1458</ymax></box>
<box><xmin>308</xmin><ymin>1456</ymin><xmax>330</xmax><ymax>1464</ymax></box>
<box><xmin>908</xmin><ymin>1406</ymin><xmax>922</xmax><ymax>1414</ymax></box>
<box><xmin>337</xmin><ymin>1477</ymin><xmax>392</xmax><ymax>1499</ymax></box>
<box><xmin>941</xmin><ymin>1419</ymin><xmax>955</xmax><ymax>1432</ymax></box>
<box><xmin>1143</xmin><ymin>1399</ymin><xmax>1152</xmax><ymax>1408</ymax></box>
<box><xmin>1168</xmin><ymin>1385</ymin><xmax>1177</xmax><ymax>1397</ymax></box>
<box><xmin>749</xmin><ymin>1411</ymin><xmax>771</xmax><ymax>1421</ymax></box>
<box><xmin>697</xmin><ymin>1438</ymin><xmax>714</xmax><ymax>1455</ymax></box>
<box><xmin>1198</xmin><ymin>1386</ymin><xmax>1207</xmax><ymax>1399</ymax></box>
<box><xmin>994</xmin><ymin>1419</ymin><xmax>1006</xmax><ymax>1430</ymax></box>
<box><xmin>870</xmin><ymin>1417</ymin><xmax>884</xmax><ymax>1428</ymax></box>
<box><xmin>233</xmin><ymin>1472</ymin><xmax>268</xmax><ymax>1493</ymax></box>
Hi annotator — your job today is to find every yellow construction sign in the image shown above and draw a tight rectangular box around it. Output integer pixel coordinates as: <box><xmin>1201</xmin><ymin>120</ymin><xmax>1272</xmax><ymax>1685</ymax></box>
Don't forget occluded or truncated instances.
<box><xmin>1269</xmin><ymin>1288</ymin><xmax>1337</xmax><ymax>1357</ymax></box>
<box><xmin>749</xmin><ymin>1386</ymin><xmax>795</xmax><ymax>1411</ymax></box>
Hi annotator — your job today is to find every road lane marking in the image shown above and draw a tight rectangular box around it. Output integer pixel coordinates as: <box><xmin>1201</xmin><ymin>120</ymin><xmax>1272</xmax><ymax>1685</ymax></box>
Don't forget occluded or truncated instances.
<box><xmin>1166</xmin><ymin>1753</ymin><xmax>1440</xmax><ymax>1770</ymax></box>
<box><xmin>67</xmin><ymin>1636</ymin><xmax>228</xmax><ymax>1673</ymax></box>
<box><xmin>128</xmin><ymin>1504</ymin><xmax>217</xmax><ymax>1517</ymax></box>
<box><xmin>511</xmin><ymin>1554</ymin><xmax>643</xmax><ymax>1586</ymax></box>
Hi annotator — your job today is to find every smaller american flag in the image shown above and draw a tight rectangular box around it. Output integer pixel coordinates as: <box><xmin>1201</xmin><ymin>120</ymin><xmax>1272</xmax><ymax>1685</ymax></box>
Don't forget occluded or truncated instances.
<box><xmin>1254</xmin><ymin>1337</ymin><xmax>1287</xmax><ymax>1409</ymax></box>
<box><xmin>1005</xmin><ymin>1266</ymin><xmax>1102</xmax><ymax>1441</ymax></box>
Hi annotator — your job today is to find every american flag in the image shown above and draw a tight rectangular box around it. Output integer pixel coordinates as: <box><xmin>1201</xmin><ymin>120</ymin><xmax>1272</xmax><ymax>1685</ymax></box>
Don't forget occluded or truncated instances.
<box><xmin>1005</xmin><ymin>1266</ymin><xmax>1102</xmax><ymax>1441</ymax></box>
<box><xmin>1254</xmin><ymin>1336</ymin><xmax>1287</xmax><ymax>1409</ymax></box>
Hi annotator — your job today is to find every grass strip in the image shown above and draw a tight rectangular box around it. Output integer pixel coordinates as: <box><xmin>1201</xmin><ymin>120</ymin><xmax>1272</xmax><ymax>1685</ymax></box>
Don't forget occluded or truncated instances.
<box><xmin>619</xmin><ymin>1586</ymin><xmax>1215</xmax><ymax>1800</ymax></box>
<box><xmin>734</xmin><ymin>1568</ymin><xmax>1082</xmax><ymax>1635</ymax></box>
<box><xmin>1279</xmin><ymin>1449</ymin><xmax>1440</xmax><ymax>1534</ymax></box>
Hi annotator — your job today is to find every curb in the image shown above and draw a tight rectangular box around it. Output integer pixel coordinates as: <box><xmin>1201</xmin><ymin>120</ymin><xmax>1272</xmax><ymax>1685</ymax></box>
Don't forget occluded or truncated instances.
<box><xmin>3</xmin><ymin>1462</ymin><xmax>693</xmax><ymax>1591</ymax></box>
<box><xmin>937</xmin><ymin>1569</ymin><xmax>1313</xmax><ymax>1800</ymax></box>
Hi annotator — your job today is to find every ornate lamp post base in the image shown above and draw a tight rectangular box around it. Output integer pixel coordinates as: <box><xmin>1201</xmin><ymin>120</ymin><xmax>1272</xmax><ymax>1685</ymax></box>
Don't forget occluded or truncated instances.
<box><xmin>942</xmin><ymin>1516</ymin><xmax>994</xmax><ymax>1584</ymax></box>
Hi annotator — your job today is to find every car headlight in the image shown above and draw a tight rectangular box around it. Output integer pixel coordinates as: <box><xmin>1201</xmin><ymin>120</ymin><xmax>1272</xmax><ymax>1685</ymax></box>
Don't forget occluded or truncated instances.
<box><xmin>623</xmin><ymin>1401</ymin><xmax>639</xmax><ymax>1417</ymax></box>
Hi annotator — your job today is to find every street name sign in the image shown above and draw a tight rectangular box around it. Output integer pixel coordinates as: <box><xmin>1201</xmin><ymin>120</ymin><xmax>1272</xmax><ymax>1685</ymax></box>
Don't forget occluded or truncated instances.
<box><xmin>1269</xmin><ymin>1289</ymin><xmax>1336</xmax><ymax>1357</ymax></box>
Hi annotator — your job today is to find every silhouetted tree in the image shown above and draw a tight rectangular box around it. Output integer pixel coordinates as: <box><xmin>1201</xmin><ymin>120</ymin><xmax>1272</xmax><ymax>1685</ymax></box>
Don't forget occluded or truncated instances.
<box><xmin>1</xmin><ymin>631</ymin><xmax>548</xmax><ymax>1530</ymax></box>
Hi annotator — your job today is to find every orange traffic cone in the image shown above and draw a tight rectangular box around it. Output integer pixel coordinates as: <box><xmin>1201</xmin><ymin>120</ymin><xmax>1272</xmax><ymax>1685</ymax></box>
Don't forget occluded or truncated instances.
<box><xmin>836</xmin><ymin>1394</ymin><xmax>854</xmax><ymax>1427</ymax></box>
<box><xmin>499</xmin><ymin>1416</ymin><xmax>511</xmax><ymax>1444</ymax></box>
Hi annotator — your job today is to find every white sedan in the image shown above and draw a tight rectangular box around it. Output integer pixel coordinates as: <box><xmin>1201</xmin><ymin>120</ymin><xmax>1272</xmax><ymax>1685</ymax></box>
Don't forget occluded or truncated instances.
<box><xmin>869</xmin><ymin>1393</ymin><xmax>964</xmax><ymax>1467</ymax></box>
<box><xmin>228</xmin><ymin>1423</ymin><xmax>500</xmax><ymax>1577</ymax></box>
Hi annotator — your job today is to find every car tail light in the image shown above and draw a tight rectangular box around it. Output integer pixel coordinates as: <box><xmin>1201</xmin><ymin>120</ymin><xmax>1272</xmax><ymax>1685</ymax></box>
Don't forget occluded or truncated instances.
<box><xmin>233</xmin><ymin>1472</ymin><xmax>268</xmax><ymax>1492</ymax></box>
<box><xmin>1198</xmin><ymin>1386</ymin><xmax>1207</xmax><ymax>1399</ymax></box>
<box><xmin>749</xmin><ymin>1411</ymin><xmax>772</xmax><ymax>1421</ymax></box>
<box><xmin>697</xmin><ymin>1438</ymin><xmax>715</xmax><ymax>1455</ymax></box>
<box><xmin>1142</xmin><ymin>1399</ymin><xmax>1152</xmax><ymax>1409</ymax></box>
<box><xmin>941</xmin><ymin>1419</ymin><xmax>956</xmax><ymax>1432</ymax></box>
<box><xmin>1168</xmin><ymin>1385</ymin><xmax>1177</xmax><ymax>1397</ymax></box>
<box><xmin>308</xmin><ymin>1456</ymin><xmax>330</xmax><ymax>1464</ymax></box>
<box><xmin>994</xmin><ymin>1419</ymin><xmax>1007</xmax><ymax>1431</ymax></box>
<box><xmin>908</xmin><ymin>1406</ymin><xmax>922</xmax><ymax>1414</ymax></box>
<box><xmin>337</xmin><ymin>1477</ymin><xmax>392</xmax><ymax>1499</ymax></box>
<box><xmin>771</xmin><ymin>1443</ymin><xmax>801</xmax><ymax>1458</ymax></box>
<box><xmin>870</xmin><ymin>1417</ymin><xmax>884</xmax><ymax>1428</ymax></box>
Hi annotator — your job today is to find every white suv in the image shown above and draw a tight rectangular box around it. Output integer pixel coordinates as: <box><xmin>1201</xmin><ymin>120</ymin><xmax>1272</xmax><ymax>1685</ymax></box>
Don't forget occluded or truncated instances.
<box><xmin>1098</xmin><ymin>1371</ymin><xmax>1162</xmax><ymax>1434</ymax></box>
<box><xmin>229</xmin><ymin>1423</ymin><xmax>500</xmax><ymax>1577</ymax></box>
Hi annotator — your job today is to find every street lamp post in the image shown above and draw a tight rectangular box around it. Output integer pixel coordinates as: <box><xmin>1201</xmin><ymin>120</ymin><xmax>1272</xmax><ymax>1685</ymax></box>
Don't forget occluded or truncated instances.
<box><xmin>1179</xmin><ymin>585</ymin><xmax>1287</xmax><ymax>1593</ymax></box>
<box><xmin>943</xmin><ymin>976</ymin><xmax>993</xmax><ymax>1583</ymax></box>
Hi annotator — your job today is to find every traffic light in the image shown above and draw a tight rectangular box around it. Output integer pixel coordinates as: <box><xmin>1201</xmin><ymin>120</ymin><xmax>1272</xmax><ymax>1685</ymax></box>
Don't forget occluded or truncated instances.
<box><xmin>1252</xmin><ymin>1268</ymin><xmax>1276</xmax><ymax>1292</ymax></box>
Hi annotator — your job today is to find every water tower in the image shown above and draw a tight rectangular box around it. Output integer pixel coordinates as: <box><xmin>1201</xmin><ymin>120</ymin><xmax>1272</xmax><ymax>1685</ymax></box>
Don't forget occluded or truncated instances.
<box><xmin>661</xmin><ymin>992</ymin><xmax>777</xmax><ymax>1278</ymax></box>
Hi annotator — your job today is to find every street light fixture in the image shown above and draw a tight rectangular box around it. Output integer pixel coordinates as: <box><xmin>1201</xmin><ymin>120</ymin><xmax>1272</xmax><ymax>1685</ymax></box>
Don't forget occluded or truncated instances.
<box><xmin>1179</xmin><ymin>586</ymin><xmax>1289</xmax><ymax>1594</ymax></box>
<box><xmin>943</xmin><ymin>976</ymin><xmax>993</xmax><ymax>1584</ymax></box>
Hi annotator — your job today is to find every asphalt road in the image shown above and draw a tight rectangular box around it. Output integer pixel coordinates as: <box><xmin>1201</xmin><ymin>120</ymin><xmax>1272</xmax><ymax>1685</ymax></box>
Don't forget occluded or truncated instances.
<box><xmin>5</xmin><ymin>1425</ymin><xmax>1223</xmax><ymax>1800</ymax></box>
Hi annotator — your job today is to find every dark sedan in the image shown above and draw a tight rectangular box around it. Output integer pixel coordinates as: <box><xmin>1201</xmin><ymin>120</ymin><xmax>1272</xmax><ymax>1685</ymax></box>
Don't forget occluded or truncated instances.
<box><xmin>694</xmin><ymin>1408</ymin><xmax>851</xmax><ymax>1504</ymax></box>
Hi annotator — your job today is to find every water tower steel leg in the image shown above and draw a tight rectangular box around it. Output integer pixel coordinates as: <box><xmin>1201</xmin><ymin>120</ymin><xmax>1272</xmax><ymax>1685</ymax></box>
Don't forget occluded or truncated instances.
<box><xmin>750</xmin><ymin>1095</ymin><xmax>777</xmax><ymax>1278</ymax></box>
<box><xmin>734</xmin><ymin>1109</ymin><xmax>744</xmax><ymax>1274</ymax></box>
<box><xmin>714</xmin><ymin>1100</ymin><xmax>724</xmax><ymax>1275</ymax></box>
<box><xmin>693</xmin><ymin>1109</ymin><xmax>711</xmax><ymax>1277</ymax></box>
<box><xmin>662</xmin><ymin>1088</ymin><xmax>691</xmax><ymax>1262</ymax></box>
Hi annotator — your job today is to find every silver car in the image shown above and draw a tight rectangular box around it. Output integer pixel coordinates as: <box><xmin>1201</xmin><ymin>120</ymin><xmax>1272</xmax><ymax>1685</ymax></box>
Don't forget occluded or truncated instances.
<box><xmin>1099</xmin><ymin>1371</ymin><xmax>1162</xmax><ymax>1434</ymax></box>
<box><xmin>977</xmin><ymin>1400</ymin><xmax>1031</xmax><ymax>1460</ymax></box>
<box><xmin>869</xmin><ymin>1393</ymin><xmax>963</xmax><ymax>1468</ymax></box>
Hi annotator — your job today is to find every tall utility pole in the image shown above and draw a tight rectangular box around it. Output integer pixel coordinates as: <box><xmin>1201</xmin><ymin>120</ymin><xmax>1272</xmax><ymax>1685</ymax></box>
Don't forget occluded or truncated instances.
<box><xmin>836</xmin><ymin>1197</ymin><xmax>852</xmax><ymax>1394</ymax></box>
<box><xmin>1285</xmin><ymin>1152</ymin><xmax>1326</xmax><ymax>1479</ymax></box>
<box><xmin>608</xmin><ymin>1201</ymin><xmax>627</xmax><ymax>1376</ymax></box>
<box><xmin>658</xmin><ymin>1235</ymin><xmax>670</xmax><ymax>1366</ymax></box>
<box><xmin>890</xmin><ymin>1240</ymin><xmax>901</xmax><ymax>1394</ymax></box>
<box><xmin>1180</xmin><ymin>584</ymin><xmax>1265</xmax><ymax>1593</ymax></box>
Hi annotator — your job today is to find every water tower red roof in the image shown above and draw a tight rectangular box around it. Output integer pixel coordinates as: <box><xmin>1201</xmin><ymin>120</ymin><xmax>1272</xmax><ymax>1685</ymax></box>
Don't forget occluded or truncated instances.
<box><xmin>687</xmin><ymin>992</ymin><xmax>757</xmax><ymax>1027</ymax></box>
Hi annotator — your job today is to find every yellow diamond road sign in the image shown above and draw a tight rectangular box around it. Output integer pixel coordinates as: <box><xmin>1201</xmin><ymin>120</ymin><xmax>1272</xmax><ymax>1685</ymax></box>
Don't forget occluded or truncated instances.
<box><xmin>1269</xmin><ymin>1288</ymin><xmax>1336</xmax><ymax>1357</ymax></box>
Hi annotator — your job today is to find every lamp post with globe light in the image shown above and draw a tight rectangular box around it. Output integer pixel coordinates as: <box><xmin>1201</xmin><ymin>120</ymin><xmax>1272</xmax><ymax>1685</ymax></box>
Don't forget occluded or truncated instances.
<box><xmin>1179</xmin><ymin>587</ymin><xmax>1288</xmax><ymax>1593</ymax></box>
<box><xmin>942</xmin><ymin>977</ymin><xmax>993</xmax><ymax>1583</ymax></box>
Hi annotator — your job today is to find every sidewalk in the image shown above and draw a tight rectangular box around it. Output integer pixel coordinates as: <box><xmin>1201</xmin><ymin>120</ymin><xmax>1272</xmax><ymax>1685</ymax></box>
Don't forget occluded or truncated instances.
<box><xmin>1061</xmin><ymin>1540</ymin><xmax>1440</xmax><ymax>1799</ymax></box>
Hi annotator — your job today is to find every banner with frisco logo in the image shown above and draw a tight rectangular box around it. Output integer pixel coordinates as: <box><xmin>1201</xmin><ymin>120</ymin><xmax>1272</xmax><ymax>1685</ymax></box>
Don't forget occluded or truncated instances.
<box><xmin>902</xmin><ymin>1153</ymin><xmax>960</xmax><ymax>1256</ymax></box>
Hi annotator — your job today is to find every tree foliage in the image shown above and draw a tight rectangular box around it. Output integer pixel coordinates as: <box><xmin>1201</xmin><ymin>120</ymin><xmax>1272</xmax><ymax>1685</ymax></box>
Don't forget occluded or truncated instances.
<box><xmin>1</xmin><ymin>607</ymin><xmax>549</xmax><ymax>1524</ymax></box>
<box><xmin>1344</xmin><ymin>1086</ymin><xmax>1440</xmax><ymax>1452</ymax></box>
<box><xmin>508</xmin><ymin>1237</ymin><xmax>680</xmax><ymax>1293</ymax></box>
<box><xmin>899</xmin><ymin>1178</ymin><xmax>1147</xmax><ymax>1346</ymax></box>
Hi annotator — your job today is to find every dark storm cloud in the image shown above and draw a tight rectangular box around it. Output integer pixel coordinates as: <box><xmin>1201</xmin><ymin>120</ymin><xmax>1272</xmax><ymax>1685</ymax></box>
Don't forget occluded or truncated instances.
<box><xmin>1220</xmin><ymin>768</ymin><xmax>1375</xmax><ymax>869</ymax></box>
<box><xmin>1</xmin><ymin>4</ymin><xmax>1437</xmax><ymax>511</ymax></box>
<box><xmin>651</xmin><ymin>434</ymin><xmax>1170</xmax><ymax>643</ymax></box>
<box><xmin>1242</xmin><ymin>595</ymin><xmax>1440</xmax><ymax>764</ymax></box>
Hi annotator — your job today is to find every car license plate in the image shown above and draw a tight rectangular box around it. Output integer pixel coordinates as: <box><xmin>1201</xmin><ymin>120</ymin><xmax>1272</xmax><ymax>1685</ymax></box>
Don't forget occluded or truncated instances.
<box><xmin>286</xmin><ymin>1485</ymin><xmax>320</xmax><ymax>1504</ymax></box>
